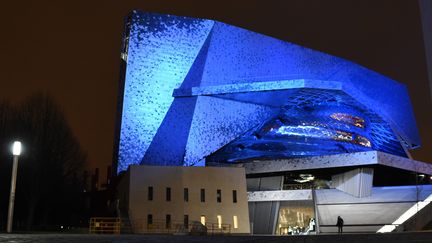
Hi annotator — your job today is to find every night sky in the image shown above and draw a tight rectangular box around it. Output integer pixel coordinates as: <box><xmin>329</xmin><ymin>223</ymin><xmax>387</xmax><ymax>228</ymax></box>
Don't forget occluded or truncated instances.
<box><xmin>1</xmin><ymin>0</ymin><xmax>431</xmax><ymax>174</ymax></box>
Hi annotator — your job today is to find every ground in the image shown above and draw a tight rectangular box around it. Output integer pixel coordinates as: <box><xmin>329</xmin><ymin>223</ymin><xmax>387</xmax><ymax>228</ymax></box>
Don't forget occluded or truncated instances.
<box><xmin>0</xmin><ymin>232</ymin><xmax>432</xmax><ymax>243</ymax></box>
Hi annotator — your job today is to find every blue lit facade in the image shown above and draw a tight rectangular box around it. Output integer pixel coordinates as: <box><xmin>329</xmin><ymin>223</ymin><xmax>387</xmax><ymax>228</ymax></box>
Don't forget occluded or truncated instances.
<box><xmin>114</xmin><ymin>11</ymin><xmax>420</xmax><ymax>173</ymax></box>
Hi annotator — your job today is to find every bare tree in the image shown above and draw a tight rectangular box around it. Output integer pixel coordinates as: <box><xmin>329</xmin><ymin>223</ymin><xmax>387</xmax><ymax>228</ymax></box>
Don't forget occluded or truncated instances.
<box><xmin>0</xmin><ymin>93</ymin><xmax>86</xmax><ymax>230</ymax></box>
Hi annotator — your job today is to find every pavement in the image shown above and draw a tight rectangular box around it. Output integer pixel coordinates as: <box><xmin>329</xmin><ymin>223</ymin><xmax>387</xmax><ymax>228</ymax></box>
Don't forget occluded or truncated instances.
<box><xmin>0</xmin><ymin>232</ymin><xmax>431</xmax><ymax>243</ymax></box>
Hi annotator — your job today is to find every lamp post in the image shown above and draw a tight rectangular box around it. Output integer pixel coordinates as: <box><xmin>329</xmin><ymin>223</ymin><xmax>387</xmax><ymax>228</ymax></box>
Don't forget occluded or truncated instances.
<box><xmin>7</xmin><ymin>141</ymin><xmax>21</xmax><ymax>233</ymax></box>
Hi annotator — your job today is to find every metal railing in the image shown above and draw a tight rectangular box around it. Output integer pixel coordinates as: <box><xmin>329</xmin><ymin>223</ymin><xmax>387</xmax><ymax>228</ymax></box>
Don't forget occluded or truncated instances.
<box><xmin>89</xmin><ymin>217</ymin><xmax>121</xmax><ymax>234</ymax></box>
<box><xmin>205</xmin><ymin>222</ymin><xmax>231</xmax><ymax>235</ymax></box>
<box><xmin>319</xmin><ymin>223</ymin><xmax>401</xmax><ymax>233</ymax></box>
<box><xmin>89</xmin><ymin>217</ymin><xmax>232</xmax><ymax>235</ymax></box>
<box><xmin>283</xmin><ymin>183</ymin><xmax>315</xmax><ymax>190</ymax></box>
<box><xmin>129</xmin><ymin>219</ymin><xmax>231</xmax><ymax>235</ymax></box>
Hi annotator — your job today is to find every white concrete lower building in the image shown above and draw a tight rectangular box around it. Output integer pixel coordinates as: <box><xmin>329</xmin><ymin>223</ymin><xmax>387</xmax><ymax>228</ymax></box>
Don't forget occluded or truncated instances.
<box><xmin>117</xmin><ymin>165</ymin><xmax>250</xmax><ymax>234</ymax></box>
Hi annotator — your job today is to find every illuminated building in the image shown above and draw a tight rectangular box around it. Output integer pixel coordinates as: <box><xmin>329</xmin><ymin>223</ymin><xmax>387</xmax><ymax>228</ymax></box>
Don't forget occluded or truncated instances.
<box><xmin>114</xmin><ymin>11</ymin><xmax>432</xmax><ymax>234</ymax></box>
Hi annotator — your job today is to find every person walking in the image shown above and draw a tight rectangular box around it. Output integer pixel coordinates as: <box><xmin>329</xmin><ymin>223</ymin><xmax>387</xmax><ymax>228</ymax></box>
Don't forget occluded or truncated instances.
<box><xmin>336</xmin><ymin>216</ymin><xmax>344</xmax><ymax>234</ymax></box>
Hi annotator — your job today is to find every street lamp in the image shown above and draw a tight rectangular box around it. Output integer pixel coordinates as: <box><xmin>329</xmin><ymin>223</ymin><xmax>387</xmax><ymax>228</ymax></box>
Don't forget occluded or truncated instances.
<box><xmin>7</xmin><ymin>141</ymin><xmax>21</xmax><ymax>233</ymax></box>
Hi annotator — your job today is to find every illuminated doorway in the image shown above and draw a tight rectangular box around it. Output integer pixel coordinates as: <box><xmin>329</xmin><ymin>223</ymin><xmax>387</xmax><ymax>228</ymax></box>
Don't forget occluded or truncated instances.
<box><xmin>276</xmin><ymin>200</ymin><xmax>315</xmax><ymax>235</ymax></box>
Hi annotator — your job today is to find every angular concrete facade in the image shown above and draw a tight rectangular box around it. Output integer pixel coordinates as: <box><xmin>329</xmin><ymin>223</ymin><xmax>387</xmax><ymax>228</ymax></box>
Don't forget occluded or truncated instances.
<box><xmin>114</xmin><ymin>11</ymin><xmax>420</xmax><ymax>173</ymax></box>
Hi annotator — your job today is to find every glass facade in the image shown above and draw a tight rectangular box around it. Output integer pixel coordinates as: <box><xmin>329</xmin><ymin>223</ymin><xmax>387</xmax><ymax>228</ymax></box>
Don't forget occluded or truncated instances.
<box><xmin>276</xmin><ymin>200</ymin><xmax>315</xmax><ymax>235</ymax></box>
<box><xmin>207</xmin><ymin>89</ymin><xmax>408</xmax><ymax>163</ymax></box>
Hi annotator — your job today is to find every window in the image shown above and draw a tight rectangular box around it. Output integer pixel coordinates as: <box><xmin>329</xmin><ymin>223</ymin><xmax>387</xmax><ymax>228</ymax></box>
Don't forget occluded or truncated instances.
<box><xmin>147</xmin><ymin>214</ymin><xmax>153</xmax><ymax>227</ymax></box>
<box><xmin>184</xmin><ymin>188</ymin><xmax>189</xmax><ymax>202</ymax></box>
<box><xmin>217</xmin><ymin>215</ymin><xmax>222</xmax><ymax>229</ymax></box>
<box><xmin>233</xmin><ymin>190</ymin><xmax>237</xmax><ymax>203</ymax></box>
<box><xmin>330</xmin><ymin>113</ymin><xmax>365</xmax><ymax>128</ymax></box>
<box><xmin>184</xmin><ymin>215</ymin><xmax>189</xmax><ymax>229</ymax></box>
<box><xmin>217</xmin><ymin>189</ymin><xmax>222</xmax><ymax>203</ymax></box>
<box><xmin>166</xmin><ymin>187</ymin><xmax>171</xmax><ymax>201</ymax></box>
<box><xmin>148</xmin><ymin>186</ymin><xmax>153</xmax><ymax>201</ymax></box>
<box><xmin>200</xmin><ymin>188</ymin><xmax>205</xmax><ymax>202</ymax></box>
<box><xmin>233</xmin><ymin>215</ymin><xmax>238</xmax><ymax>229</ymax></box>
<box><xmin>166</xmin><ymin>214</ymin><xmax>171</xmax><ymax>229</ymax></box>
<box><xmin>200</xmin><ymin>215</ymin><xmax>206</xmax><ymax>226</ymax></box>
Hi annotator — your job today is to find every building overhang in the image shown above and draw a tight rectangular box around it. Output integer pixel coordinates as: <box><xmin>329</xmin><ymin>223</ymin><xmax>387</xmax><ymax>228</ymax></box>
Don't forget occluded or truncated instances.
<box><xmin>240</xmin><ymin>151</ymin><xmax>432</xmax><ymax>176</ymax></box>
<box><xmin>248</xmin><ymin>189</ymin><xmax>312</xmax><ymax>202</ymax></box>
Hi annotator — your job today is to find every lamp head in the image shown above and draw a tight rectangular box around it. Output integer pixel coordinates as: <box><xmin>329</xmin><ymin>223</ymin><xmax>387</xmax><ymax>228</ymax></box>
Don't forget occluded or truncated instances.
<box><xmin>12</xmin><ymin>141</ymin><xmax>21</xmax><ymax>156</ymax></box>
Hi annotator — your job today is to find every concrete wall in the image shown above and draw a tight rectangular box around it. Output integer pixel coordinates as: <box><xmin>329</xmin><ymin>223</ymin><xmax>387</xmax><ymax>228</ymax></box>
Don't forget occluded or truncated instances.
<box><xmin>123</xmin><ymin>165</ymin><xmax>250</xmax><ymax>234</ymax></box>
<box><xmin>248</xmin><ymin>190</ymin><xmax>312</xmax><ymax>202</ymax></box>
<box><xmin>248</xmin><ymin>201</ymin><xmax>279</xmax><ymax>234</ymax></box>
<box><xmin>117</xmin><ymin>170</ymin><xmax>130</xmax><ymax>217</ymax></box>
<box><xmin>332</xmin><ymin>168</ymin><xmax>373</xmax><ymax>197</ymax></box>
<box><xmin>246</xmin><ymin>176</ymin><xmax>283</xmax><ymax>191</ymax></box>
<box><xmin>246</xmin><ymin>176</ymin><xmax>283</xmax><ymax>234</ymax></box>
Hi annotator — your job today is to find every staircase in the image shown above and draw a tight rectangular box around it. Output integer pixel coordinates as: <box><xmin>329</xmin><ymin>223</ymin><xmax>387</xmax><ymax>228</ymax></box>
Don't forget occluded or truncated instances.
<box><xmin>381</xmin><ymin>193</ymin><xmax>432</xmax><ymax>232</ymax></box>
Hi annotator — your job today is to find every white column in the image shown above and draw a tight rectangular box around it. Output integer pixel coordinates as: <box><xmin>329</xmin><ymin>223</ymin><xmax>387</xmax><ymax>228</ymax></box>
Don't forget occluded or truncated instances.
<box><xmin>332</xmin><ymin>168</ymin><xmax>373</xmax><ymax>197</ymax></box>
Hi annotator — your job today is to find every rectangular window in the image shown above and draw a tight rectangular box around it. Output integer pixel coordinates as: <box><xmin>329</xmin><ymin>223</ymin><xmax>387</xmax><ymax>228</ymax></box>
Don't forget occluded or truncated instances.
<box><xmin>166</xmin><ymin>214</ymin><xmax>171</xmax><ymax>229</ymax></box>
<box><xmin>166</xmin><ymin>187</ymin><xmax>171</xmax><ymax>201</ymax></box>
<box><xmin>147</xmin><ymin>214</ymin><xmax>153</xmax><ymax>228</ymax></box>
<box><xmin>148</xmin><ymin>186</ymin><xmax>153</xmax><ymax>201</ymax></box>
<box><xmin>200</xmin><ymin>188</ymin><xmax>205</xmax><ymax>202</ymax></box>
<box><xmin>233</xmin><ymin>215</ymin><xmax>238</xmax><ymax>229</ymax></box>
<box><xmin>184</xmin><ymin>215</ymin><xmax>189</xmax><ymax>229</ymax></box>
<box><xmin>200</xmin><ymin>215</ymin><xmax>206</xmax><ymax>226</ymax></box>
<box><xmin>184</xmin><ymin>188</ymin><xmax>188</xmax><ymax>202</ymax></box>
<box><xmin>233</xmin><ymin>190</ymin><xmax>237</xmax><ymax>203</ymax></box>
<box><xmin>217</xmin><ymin>215</ymin><xmax>222</xmax><ymax>229</ymax></box>
<box><xmin>217</xmin><ymin>189</ymin><xmax>222</xmax><ymax>203</ymax></box>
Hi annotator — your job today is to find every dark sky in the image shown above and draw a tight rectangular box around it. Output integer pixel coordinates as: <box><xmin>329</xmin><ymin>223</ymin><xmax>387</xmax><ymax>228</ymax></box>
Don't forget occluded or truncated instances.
<box><xmin>1</xmin><ymin>0</ymin><xmax>431</xmax><ymax>173</ymax></box>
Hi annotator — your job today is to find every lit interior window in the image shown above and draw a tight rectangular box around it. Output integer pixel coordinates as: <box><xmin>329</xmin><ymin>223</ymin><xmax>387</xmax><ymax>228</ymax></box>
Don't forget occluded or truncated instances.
<box><xmin>330</xmin><ymin>113</ymin><xmax>365</xmax><ymax>128</ymax></box>
<box><xmin>355</xmin><ymin>135</ymin><xmax>372</xmax><ymax>147</ymax></box>
<box><xmin>333</xmin><ymin>131</ymin><xmax>353</xmax><ymax>141</ymax></box>
<box><xmin>200</xmin><ymin>215</ymin><xmax>206</xmax><ymax>226</ymax></box>
<box><xmin>217</xmin><ymin>215</ymin><xmax>222</xmax><ymax>229</ymax></box>
<box><xmin>275</xmin><ymin>125</ymin><xmax>334</xmax><ymax>138</ymax></box>
<box><xmin>233</xmin><ymin>215</ymin><xmax>238</xmax><ymax>229</ymax></box>
<box><xmin>293</xmin><ymin>174</ymin><xmax>315</xmax><ymax>183</ymax></box>
<box><xmin>332</xmin><ymin>131</ymin><xmax>372</xmax><ymax>148</ymax></box>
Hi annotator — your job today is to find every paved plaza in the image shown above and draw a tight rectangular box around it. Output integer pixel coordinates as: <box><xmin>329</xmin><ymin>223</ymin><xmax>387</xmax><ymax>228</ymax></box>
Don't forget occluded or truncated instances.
<box><xmin>0</xmin><ymin>232</ymin><xmax>432</xmax><ymax>243</ymax></box>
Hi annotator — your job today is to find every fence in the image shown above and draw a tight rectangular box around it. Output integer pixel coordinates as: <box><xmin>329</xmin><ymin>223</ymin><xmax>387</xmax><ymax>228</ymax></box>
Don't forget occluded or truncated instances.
<box><xmin>205</xmin><ymin>222</ymin><xmax>232</xmax><ymax>235</ymax></box>
<box><xmin>89</xmin><ymin>217</ymin><xmax>231</xmax><ymax>235</ymax></box>
<box><xmin>89</xmin><ymin>217</ymin><xmax>121</xmax><ymax>234</ymax></box>
<box><xmin>319</xmin><ymin>223</ymin><xmax>401</xmax><ymax>233</ymax></box>
<box><xmin>130</xmin><ymin>219</ymin><xmax>231</xmax><ymax>235</ymax></box>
